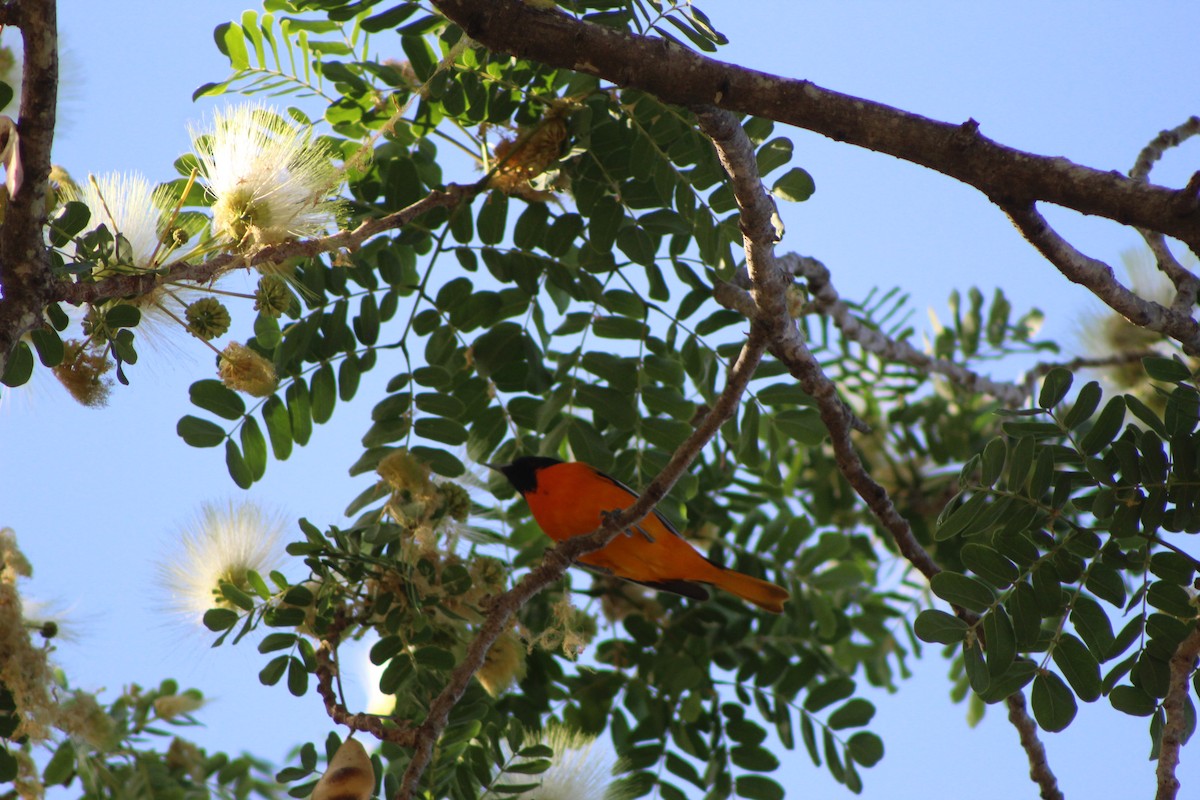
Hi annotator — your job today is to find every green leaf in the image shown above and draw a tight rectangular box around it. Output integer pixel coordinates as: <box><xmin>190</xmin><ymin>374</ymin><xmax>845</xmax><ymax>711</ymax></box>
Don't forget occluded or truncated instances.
<box><xmin>225</xmin><ymin>440</ymin><xmax>253</xmax><ymax>489</ymax></box>
<box><xmin>414</xmin><ymin>417</ymin><xmax>469</xmax><ymax>445</ymax></box>
<box><xmin>1031</xmin><ymin>671</ymin><xmax>1078</xmax><ymax>732</ymax></box>
<box><xmin>1051</xmin><ymin>633</ymin><xmax>1101</xmax><ymax>702</ymax></box>
<box><xmin>1110</xmin><ymin>684</ymin><xmax>1156</xmax><ymax>716</ymax></box>
<box><xmin>478</xmin><ymin>194</ymin><xmax>508</xmax><ymax>245</ymax></box>
<box><xmin>259</xmin><ymin>654</ymin><xmax>289</xmax><ymax>686</ymax></box>
<box><xmin>847</xmin><ymin>731</ymin><xmax>883</xmax><ymax>767</ymax></box>
<box><xmin>177</xmin><ymin>415</ymin><xmax>226</xmax><ymax>448</ymax></box>
<box><xmin>1006</xmin><ymin>581</ymin><xmax>1043</xmax><ymax>649</ymax></box>
<box><xmin>963</xmin><ymin>640</ymin><xmax>989</xmax><ymax>695</ymax></box>
<box><xmin>48</xmin><ymin>200</ymin><xmax>91</xmax><ymax>245</ymax></box>
<box><xmin>262</xmin><ymin>394</ymin><xmax>293</xmax><ymax>460</ymax></box>
<box><xmin>42</xmin><ymin>739</ymin><xmax>75</xmax><ymax>785</ymax></box>
<box><xmin>287</xmin><ymin>379</ymin><xmax>313</xmax><ymax>446</ymax></box>
<box><xmin>310</xmin><ymin>363</ymin><xmax>337</xmax><ymax>424</ymax></box>
<box><xmin>730</xmin><ymin>745</ymin><xmax>779</xmax><ymax>772</ymax></box>
<box><xmin>983</xmin><ymin>606</ymin><xmax>1016</xmax><ymax>677</ymax></box>
<box><xmin>1143</xmin><ymin>355</ymin><xmax>1192</xmax><ymax>383</ymax></box>
<box><xmin>362</xmin><ymin>3</ymin><xmax>418</xmax><ymax>32</ymax></box>
<box><xmin>1080</xmin><ymin>395</ymin><xmax>1126</xmax><ymax>455</ymax></box>
<box><xmin>203</xmin><ymin>608</ymin><xmax>239</xmax><ymax>631</ymax></box>
<box><xmin>1071</xmin><ymin>595</ymin><xmax>1116</xmax><ymax>659</ymax></box>
<box><xmin>1062</xmin><ymin>381</ymin><xmax>1102</xmax><ymax>430</ymax></box>
<box><xmin>827</xmin><ymin>699</ymin><xmax>875</xmax><ymax>730</ymax></box>
<box><xmin>0</xmin><ymin>340</ymin><xmax>33</xmax><ymax>387</ymax></box>
<box><xmin>616</xmin><ymin>226</ymin><xmax>658</xmax><ymax>268</ymax></box>
<box><xmin>755</xmin><ymin>137</ymin><xmax>793</xmax><ymax>175</ymax></box>
<box><xmin>1038</xmin><ymin>368</ymin><xmax>1073</xmax><ymax>409</ymax></box>
<box><xmin>30</xmin><ymin>327</ymin><xmax>64</xmax><ymax>368</ymax></box>
<box><xmin>960</xmin><ymin>543</ymin><xmax>1019</xmax><ymax>588</ymax></box>
<box><xmin>935</xmin><ymin>492</ymin><xmax>987</xmax><ymax>541</ymax></box>
<box><xmin>930</xmin><ymin>571</ymin><xmax>995</xmax><ymax>613</ymax></box>
<box><xmin>771</xmin><ymin>167</ymin><xmax>815</xmax><ymax>202</ymax></box>
<box><xmin>913</xmin><ymin>609</ymin><xmax>968</xmax><ymax>644</ymax></box>
<box><xmin>803</xmin><ymin>677</ymin><xmax>854</xmax><ymax>713</ymax></box>
<box><xmin>287</xmin><ymin>656</ymin><xmax>308</xmax><ymax>696</ymax></box>
<box><xmin>240</xmin><ymin>416</ymin><xmax>268</xmax><ymax>481</ymax></box>
<box><xmin>980</xmin><ymin>437</ymin><xmax>1007</xmax><ymax>486</ymax></box>
<box><xmin>217</xmin><ymin>22</ymin><xmax>251</xmax><ymax>70</ymax></box>
<box><xmin>734</xmin><ymin>775</ymin><xmax>785</xmax><ymax>800</ymax></box>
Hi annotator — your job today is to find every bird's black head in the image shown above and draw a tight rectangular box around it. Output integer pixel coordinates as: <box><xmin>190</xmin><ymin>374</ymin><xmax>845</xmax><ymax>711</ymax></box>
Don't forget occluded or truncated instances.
<box><xmin>486</xmin><ymin>456</ymin><xmax>563</xmax><ymax>494</ymax></box>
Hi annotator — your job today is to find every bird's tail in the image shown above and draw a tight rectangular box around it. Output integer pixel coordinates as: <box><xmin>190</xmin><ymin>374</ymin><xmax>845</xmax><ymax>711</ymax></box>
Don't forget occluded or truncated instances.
<box><xmin>712</xmin><ymin>568</ymin><xmax>790</xmax><ymax>614</ymax></box>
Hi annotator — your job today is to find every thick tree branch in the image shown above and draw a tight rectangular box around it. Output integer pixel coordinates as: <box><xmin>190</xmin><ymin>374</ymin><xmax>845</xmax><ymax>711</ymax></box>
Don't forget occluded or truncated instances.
<box><xmin>395</xmin><ymin>329</ymin><xmax>767</xmax><ymax>799</ymax></box>
<box><xmin>1003</xmin><ymin>202</ymin><xmax>1200</xmax><ymax>354</ymax></box>
<box><xmin>430</xmin><ymin>0</ymin><xmax>1200</xmax><ymax>246</ymax></box>
<box><xmin>0</xmin><ymin>0</ymin><xmax>57</xmax><ymax>377</ymax></box>
<box><xmin>1156</xmin><ymin>624</ymin><xmax>1200</xmax><ymax>800</ymax></box>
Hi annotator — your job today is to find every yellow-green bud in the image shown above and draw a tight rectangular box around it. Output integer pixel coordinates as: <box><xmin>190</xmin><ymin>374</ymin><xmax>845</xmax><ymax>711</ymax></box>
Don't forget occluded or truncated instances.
<box><xmin>254</xmin><ymin>274</ymin><xmax>292</xmax><ymax>318</ymax></box>
<box><xmin>186</xmin><ymin>297</ymin><xmax>231</xmax><ymax>340</ymax></box>
<box><xmin>438</xmin><ymin>483</ymin><xmax>471</xmax><ymax>522</ymax></box>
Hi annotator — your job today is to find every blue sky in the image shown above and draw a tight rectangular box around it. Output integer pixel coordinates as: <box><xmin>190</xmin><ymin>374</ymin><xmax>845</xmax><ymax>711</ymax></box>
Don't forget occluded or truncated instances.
<box><xmin>5</xmin><ymin>1</ymin><xmax>1200</xmax><ymax>798</ymax></box>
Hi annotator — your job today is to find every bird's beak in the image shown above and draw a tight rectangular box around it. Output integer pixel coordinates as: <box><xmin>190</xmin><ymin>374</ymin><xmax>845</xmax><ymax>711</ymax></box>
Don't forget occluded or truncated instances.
<box><xmin>482</xmin><ymin>462</ymin><xmax>505</xmax><ymax>473</ymax></box>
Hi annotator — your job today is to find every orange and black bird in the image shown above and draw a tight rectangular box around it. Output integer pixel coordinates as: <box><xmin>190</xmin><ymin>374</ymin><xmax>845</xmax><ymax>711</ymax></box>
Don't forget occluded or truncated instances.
<box><xmin>488</xmin><ymin>456</ymin><xmax>790</xmax><ymax>614</ymax></box>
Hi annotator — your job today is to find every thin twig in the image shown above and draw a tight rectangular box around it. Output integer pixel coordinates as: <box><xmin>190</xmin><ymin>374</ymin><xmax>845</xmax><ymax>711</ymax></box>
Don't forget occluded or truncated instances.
<box><xmin>313</xmin><ymin>612</ymin><xmax>416</xmax><ymax>744</ymax></box>
<box><xmin>1021</xmin><ymin>350</ymin><xmax>1160</xmax><ymax>397</ymax></box>
<box><xmin>721</xmin><ymin>253</ymin><xmax>1032</xmax><ymax>406</ymax></box>
<box><xmin>1157</xmin><ymin>624</ymin><xmax>1200</xmax><ymax>800</ymax></box>
<box><xmin>1130</xmin><ymin>117</ymin><xmax>1200</xmax><ymax>313</ymax></box>
<box><xmin>54</xmin><ymin>180</ymin><xmax>488</xmax><ymax>307</ymax></box>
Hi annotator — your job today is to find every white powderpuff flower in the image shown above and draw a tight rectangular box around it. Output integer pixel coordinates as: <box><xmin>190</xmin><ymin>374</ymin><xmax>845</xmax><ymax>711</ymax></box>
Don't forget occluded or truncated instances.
<box><xmin>191</xmin><ymin>103</ymin><xmax>341</xmax><ymax>251</ymax></box>
<box><xmin>158</xmin><ymin>500</ymin><xmax>286</xmax><ymax>622</ymax></box>
<box><xmin>489</xmin><ymin>726</ymin><xmax>626</xmax><ymax>800</ymax></box>
<box><xmin>63</xmin><ymin>171</ymin><xmax>173</xmax><ymax>269</ymax></box>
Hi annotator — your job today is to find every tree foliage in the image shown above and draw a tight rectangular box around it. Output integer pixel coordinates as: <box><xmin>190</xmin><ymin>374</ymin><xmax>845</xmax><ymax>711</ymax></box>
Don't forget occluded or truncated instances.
<box><xmin>2</xmin><ymin>1</ymin><xmax>1200</xmax><ymax>799</ymax></box>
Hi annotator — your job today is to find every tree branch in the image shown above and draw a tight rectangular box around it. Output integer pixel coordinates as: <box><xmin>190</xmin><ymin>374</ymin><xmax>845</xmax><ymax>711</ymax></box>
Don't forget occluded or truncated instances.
<box><xmin>1006</xmin><ymin>690</ymin><xmax>1064</xmax><ymax>800</ymax></box>
<box><xmin>1130</xmin><ymin>117</ymin><xmax>1200</xmax><ymax>313</ymax></box>
<box><xmin>695</xmin><ymin>103</ymin><xmax>1061</xmax><ymax>799</ymax></box>
<box><xmin>714</xmin><ymin>253</ymin><xmax>1031</xmax><ymax>406</ymax></box>
<box><xmin>1003</xmin><ymin>201</ymin><xmax>1200</xmax><ymax>354</ymax></box>
<box><xmin>0</xmin><ymin>0</ymin><xmax>57</xmax><ymax>377</ymax></box>
<box><xmin>394</xmin><ymin>328</ymin><xmax>768</xmax><ymax>799</ymax></box>
<box><xmin>52</xmin><ymin>181</ymin><xmax>488</xmax><ymax>306</ymax></box>
<box><xmin>1156</xmin><ymin>624</ymin><xmax>1200</xmax><ymax>800</ymax></box>
<box><xmin>429</xmin><ymin>0</ymin><xmax>1200</xmax><ymax>246</ymax></box>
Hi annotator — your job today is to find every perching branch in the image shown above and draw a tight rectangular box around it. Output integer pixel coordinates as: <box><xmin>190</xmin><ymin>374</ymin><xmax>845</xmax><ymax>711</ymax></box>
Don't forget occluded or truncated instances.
<box><xmin>394</xmin><ymin>328</ymin><xmax>768</xmax><ymax>799</ymax></box>
<box><xmin>1003</xmin><ymin>201</ymin><xmax>1200</xmax><ymax>354</ymax></box>
<box><xmin>429</xmin><ymin>0</ymin><xmax>1200</xmax><ymax>247</ymax></box>
<box><xmin>0</xmin><ymin>0</ymin><xmax>57</xmax><ymax>377</ymax></box>
<box><xmin>695</xmin><ymin>103</ymin><xmax>1060</xmax><ymax>800</ymax></box>
<box><xmin>1156</xmin><ymin>624</ymin><xmax>1200</xmax><ymax>800</ymax></box>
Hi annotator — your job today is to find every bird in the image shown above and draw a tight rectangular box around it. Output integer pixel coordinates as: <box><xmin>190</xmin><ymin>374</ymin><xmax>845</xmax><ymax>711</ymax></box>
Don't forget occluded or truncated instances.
<box><xmin>487</xmin><ymin>456</ymin><xmax>790</xmax><ymax>614</ymax></box>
